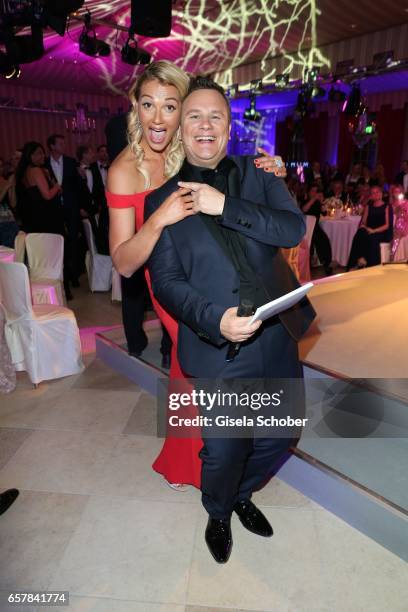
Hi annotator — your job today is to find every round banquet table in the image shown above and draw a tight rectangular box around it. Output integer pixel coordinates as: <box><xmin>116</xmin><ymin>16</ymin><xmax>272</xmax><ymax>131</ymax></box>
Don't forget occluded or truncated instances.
<box><xmin>319</xmin><ymin>215</ymin><xmax>361</xmax><ymax>267</ymax></box>
<box><xmin>0</xmin><ymin>246</ymin><xmax>16</xmax><ymax>263</ymax></box>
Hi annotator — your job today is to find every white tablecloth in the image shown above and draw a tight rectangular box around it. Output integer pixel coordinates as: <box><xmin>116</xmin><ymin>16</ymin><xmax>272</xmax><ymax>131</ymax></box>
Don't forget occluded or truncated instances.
<box><xmin>320</xmin><ymin>216</ymin><xmax>361</xmax><ymax>267</ymax></box>
<box><xmin>0</xmin><ymin>246</ymin><xmax>15</xmax><ymax>263</ymax></box>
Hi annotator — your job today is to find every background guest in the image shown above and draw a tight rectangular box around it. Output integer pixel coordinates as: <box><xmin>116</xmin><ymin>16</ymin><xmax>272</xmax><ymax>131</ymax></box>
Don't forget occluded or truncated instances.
<box><xmin>91</xmin><ymin>144</ymin><xmax>110</xmax><ymax>254</ymax></box>
<box><xmin>302</xmin><ymin>183</ymin><xmax>333</xmax><ymax>275</ymax></box>
<box><xmin>321</xmin><ymin>161</ymin><xmax>332</xmax><ymax>188</ymax></box>
<box><xmin>3</xmin><ymin>148</ymin><xmax>22</xmax><ymax>216</ymax></box>
<box><xmin>327</xmin><ymin>179</ymin><xmax>347</xmax><ymax>203</ymax></box>
<box><xmin>394</xmin><ymin>160</ymin><xmax>408</xmax><ymax>194</ymax></box>
<box><xmin>370</xmin><ymin>163</ymin><xmax>388</xmax><ymax>191</ymax></box>
<box><xmin>287</xmin><ymin>176</ymin><xmax>302</xmax><ymax>205</ymax></box>
<box><xmin>77</xmin><ymin>145</ymin><xmax>98</xmax><ymax>219</ymax></box>
<box><xmin>305</xmin><ymin>160</ymin><xmax>323</xmax><ymax>187</ymax></box>
<box><xmin>0</xmin><ymin>157</ymin><xmax>19</xmax><ymax>247</ymax></box>
<box><xmin>389</xmin><ymin>184</ymin><xmax>408</xmax><ymax>260</ymax></box>
<box><xmin>345</xmin><ymin>162</ymin><xmax>362</xmax><ymax>187</ymax></box>
<box><xmin>15</xmin><ymin>141</ymin><xmax>62</xmax><ymax>234</ymax></box>
<box><xmin>347</xmin><ymin>185</ymin><xmax>392</xmax><ymax>269</ymax></box>
<box><xmin>77</xmin><ymin>145</ymin><xmax>109</xmax><ymax>255</ymax></box>
<box><xmin>46</xmin><ymin>133</ymin><xmax>81</xmax><ymax>294</ymax></box>
<box><xmin>355</xmin><ymin>180</ymin><xmax>371</xmax><ymax>209</ymax></box>
<box><xmin>92</xmin><ymin>145</ymin><xmax>109</xmax><ymax>190</ymax></box>
<box><xmin>361</xmin><ymin>165</ymin><xmax>372</xmax><ymax>185</ymax></box>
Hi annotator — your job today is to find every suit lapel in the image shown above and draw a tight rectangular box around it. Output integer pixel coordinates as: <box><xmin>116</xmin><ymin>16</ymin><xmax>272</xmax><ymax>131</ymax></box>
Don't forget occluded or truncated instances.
<box><xmin>227</xmin><ymin>161</ymin><xmax>242</xmax><ymax>198</ymax></box>
<box><xmin>173</xmin><ymin>165</ymin><xmax>242</xmax><ymax>272</ymax></box>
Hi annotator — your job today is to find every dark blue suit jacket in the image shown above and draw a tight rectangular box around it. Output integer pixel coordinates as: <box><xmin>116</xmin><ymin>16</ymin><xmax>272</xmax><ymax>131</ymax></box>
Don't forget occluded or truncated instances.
<box><xmin>45</xmin><ymin>155</ymin><xmax>80</xmax><ymax>229</ymax></box>
<box><xmin>145</xmin><ymin>156</ymin><xmax>316</xmax><ymax>377</ymax></box>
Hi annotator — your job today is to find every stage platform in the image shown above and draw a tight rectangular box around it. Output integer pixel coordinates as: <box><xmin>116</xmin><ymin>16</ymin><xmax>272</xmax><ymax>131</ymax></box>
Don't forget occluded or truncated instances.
<box><xmin>96</xmin><ymin>265</ymin><xmax>408</xmax><ymax>561</ymax></box>
<box><xmin>300</xmin><ymin>263</ymin><xmax>408</xmax><ymax>381</ymax></box>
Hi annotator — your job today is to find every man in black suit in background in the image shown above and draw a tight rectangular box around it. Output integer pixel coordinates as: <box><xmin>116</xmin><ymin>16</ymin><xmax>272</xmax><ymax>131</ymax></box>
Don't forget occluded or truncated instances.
<box><xmin>45</xmin><ymin>133</ymin><xmax>81</xmax><ymax>298</ymax></box>
<box><xmin>90</xmin><ymin>145</ymin><xmax>110</xmax><ymax>255</ymax></box>
<box><xmin>76</xmin><ymin>144</ymin><xmax>110</xmax><ymax>256</ymax></box>
<box><xmin>395</xmin><ymin>159</ymin><xmax>408</xmax><ymax>194</ymax></box>
<box><xmin>146</xmin><ymin>77</ymin><xmax>315</xmax><ymax>563</ymax></box>
<box><xmin>105</xmin><ymin>113</ymin><xmax>128</xmax><ymax>163</ymax></box>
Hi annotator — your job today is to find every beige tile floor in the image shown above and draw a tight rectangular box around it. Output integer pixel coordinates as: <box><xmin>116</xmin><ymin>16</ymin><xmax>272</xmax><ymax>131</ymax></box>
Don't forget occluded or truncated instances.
<box><xmin>0</xmin><ymin>285</ymin><xmax>407</xmax><ymax>612</ymax></box>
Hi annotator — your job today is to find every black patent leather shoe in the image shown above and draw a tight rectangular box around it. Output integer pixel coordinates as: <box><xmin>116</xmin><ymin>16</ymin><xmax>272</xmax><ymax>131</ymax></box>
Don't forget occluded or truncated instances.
<box><xmin>234</xmin><ymin>499</ymin><xmax>273</xmax><ymax>537</ymax></box>
<box><xmin>0</xmin><ymin>489</ymin><xmax>19</xmax><ymax>515</ymax></box>
<box><xmin>205</xmin><ymin>518</ymin><xmax>232</xmax><ymax>563</ymax></box>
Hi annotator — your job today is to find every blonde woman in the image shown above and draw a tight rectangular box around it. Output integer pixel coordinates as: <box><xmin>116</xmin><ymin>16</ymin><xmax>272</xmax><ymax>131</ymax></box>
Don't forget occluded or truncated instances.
<box><xmin>107</xmin><ymin>60</ymin><xmax>286</xmax><ymax>488</ymax></box>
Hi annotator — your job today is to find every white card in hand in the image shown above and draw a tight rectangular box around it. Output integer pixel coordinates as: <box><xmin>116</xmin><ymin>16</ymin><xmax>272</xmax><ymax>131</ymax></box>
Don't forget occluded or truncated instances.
<box><xmin>248</xmin><ymin>282</ymin><xmax>314</xmax><ymax>325</ymax></box>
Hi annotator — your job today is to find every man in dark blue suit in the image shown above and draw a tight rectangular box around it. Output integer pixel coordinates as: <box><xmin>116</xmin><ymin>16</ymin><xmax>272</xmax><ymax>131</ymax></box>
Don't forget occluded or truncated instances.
<box><xmin>145</xmin><ymin>77</ymin><xmax>315</xmax><ymax>563</ymax></box>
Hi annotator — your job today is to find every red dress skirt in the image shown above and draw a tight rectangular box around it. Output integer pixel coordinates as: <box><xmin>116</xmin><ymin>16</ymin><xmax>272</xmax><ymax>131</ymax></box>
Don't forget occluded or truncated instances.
<box><xmin>107</xmin><ymin>190</ymin><xmax>202</xmax><ymax>488</ymax></box>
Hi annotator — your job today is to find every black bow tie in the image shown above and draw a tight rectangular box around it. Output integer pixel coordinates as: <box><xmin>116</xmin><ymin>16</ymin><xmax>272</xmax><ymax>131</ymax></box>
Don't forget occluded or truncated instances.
<box><xmin>82</xmin><ymin>166</ymin><xmax>91</xmax><ymax>171</ymax></box>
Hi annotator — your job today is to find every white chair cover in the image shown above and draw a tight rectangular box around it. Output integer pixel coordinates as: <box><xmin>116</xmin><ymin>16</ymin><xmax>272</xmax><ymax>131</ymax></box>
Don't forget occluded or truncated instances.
<box><xmin>0</xmin><ymin>304</ymin><xmax>16</xmax><ymax>393</ymax></box>
<box><xmin>111</xmin><ymin>267</ymin><xmax>122</xmax><ymax>301</ymax></box>
<box><xmin>82</xmin><ymin>219</ymin><xmax>112</xmax><ymax>292</ymax></box>
<box><xmin>0</xmin><ymin>262</ymin><xmax>83</xmax><ymax>384</ymax></box>
<box><xmin>305</xmin><ymin>215</ymin><xmax>316</xmax><ymax>249</ymax></box>
<box><xmin>0</xmin><ymin>245</ymin><xmax>15</xmax><ymax>263</ymax></box>
<box><xmin>25</xmin><ymin>233</ymin><xmax>65</xmax><ymax>306</ymax></box>
<box><xmin>14</xmin><ymin>231</ymin><xmax>26</xmax><ymax>263</ymax></box>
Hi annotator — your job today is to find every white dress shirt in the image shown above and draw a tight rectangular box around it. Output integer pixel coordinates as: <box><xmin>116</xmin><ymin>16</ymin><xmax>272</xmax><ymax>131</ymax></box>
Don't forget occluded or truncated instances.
<box><xmin>403</xmin><ymin>173</ymin><xmax>408</xmax><ymax>195</ymax></box>
<box><xmin>50</xmin><ymin>155</ymin><xmax>63</xmax><ymax>185</ymax></box>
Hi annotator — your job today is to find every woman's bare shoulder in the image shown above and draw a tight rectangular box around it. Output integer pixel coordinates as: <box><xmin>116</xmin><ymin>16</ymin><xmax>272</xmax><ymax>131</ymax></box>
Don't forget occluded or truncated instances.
<box><xmin>26</xmin><ymin>167</ymin><xmax>45</xmax><ymax>183</ymax></box>
<box><xmin>107</xmin><ymin>146</ymin><xmax>145</xmax><ymax>194</ymax></box>
<box><xmin>28</xmin><ymin>166</ymin><xmax>43</xmax><ymax>176</ymax></box>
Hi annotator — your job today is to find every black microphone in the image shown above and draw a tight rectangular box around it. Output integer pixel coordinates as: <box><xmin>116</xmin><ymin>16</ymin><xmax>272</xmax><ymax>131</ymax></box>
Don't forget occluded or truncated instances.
<box><xmin>226</xmin><ymin>299</ymin><xmax>255</xmax><ymax>362</ymax></box>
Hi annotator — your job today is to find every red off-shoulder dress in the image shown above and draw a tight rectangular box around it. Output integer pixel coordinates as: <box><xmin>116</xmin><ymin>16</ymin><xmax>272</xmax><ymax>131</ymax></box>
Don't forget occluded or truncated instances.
<box><xmin>106</xmin><ymin>190</ymin><xmax>202</xmax><ymax>488</ymax></box>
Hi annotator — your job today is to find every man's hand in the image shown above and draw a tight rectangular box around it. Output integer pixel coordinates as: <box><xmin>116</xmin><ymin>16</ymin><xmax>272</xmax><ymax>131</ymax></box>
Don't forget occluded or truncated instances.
<box><xmin>177</xmin><ymin>181</ymin><xmax>225</xmax><ymax>216</ymax></box>
<box><xmin>220</xmin><ymin>307</ymin><xmax>262</xmax><ymax>342</ymax></box>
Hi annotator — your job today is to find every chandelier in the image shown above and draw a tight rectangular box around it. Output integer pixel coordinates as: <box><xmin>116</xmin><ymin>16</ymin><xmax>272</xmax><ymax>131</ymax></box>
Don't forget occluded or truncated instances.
<box><xmin>65</xmin><ymin>103</ymin><xmax>96</xmax><ymax>136</ymax></box>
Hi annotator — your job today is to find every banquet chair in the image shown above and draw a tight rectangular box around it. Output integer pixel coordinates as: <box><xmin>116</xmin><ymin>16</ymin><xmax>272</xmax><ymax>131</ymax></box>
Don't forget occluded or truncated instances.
<box><xmin>111</xmin><ymin>267</ymin><xmax>122</xmax><ymax>301</ymax></box>
<box><xmin>0</xmin><ymin>304</ymin><xmax>16</xmax><ymax>393</ymax></box>
<box><xmin>281</xmin><ymin>246</ymin><xmax>300</xmax><ymax>281</ymax></box>
<box><xmin>25</xmin><ymin>233</ymin><xmax>65</xmax><ymax>306</ymax></box>
<box><xmin>298</xmin><ymin>215</ymin><xmax>316</xmax><ymax>283</ymax></box>
<box><xmin>82</xmin><ymin>219</ymin><xmax>112</xmax><ymax>292</ymax></box>
<box><xmin>0</xmin><ymin>262</ymin><xmax>83</xmax><ymax>385</ymax></box>
<box><xmin>14</xmin><ymin>231</ymin><xmax>26</xmax><ymax>263</ymax></box>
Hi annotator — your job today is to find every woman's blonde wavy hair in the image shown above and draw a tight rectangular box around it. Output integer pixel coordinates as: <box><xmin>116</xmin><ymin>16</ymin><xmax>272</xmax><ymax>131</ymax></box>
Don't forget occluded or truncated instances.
<box><xmin>127</xmin><ymin>61</ymin><xmax>190</xmax><ymax>189</ymax></box>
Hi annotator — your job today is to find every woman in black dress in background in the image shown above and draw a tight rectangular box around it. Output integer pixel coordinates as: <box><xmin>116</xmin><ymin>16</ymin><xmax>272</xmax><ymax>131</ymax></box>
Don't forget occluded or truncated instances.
<box><xmin>15</xmin><ymin>142</ymin><xmax>74</xmax><ymax>297</ymax></box>
<box><xmin>347</xmin><ymin>185</ymin><xmax>392</xmax><ymax>270</ymax></box>
<box><xmin>16</xmin><ymin>142</ymin><xmax>63</xmax><ymax>234</ymax></box>
<box><xmin>302</xmin><ymin>183</ymin><xmax>333</xmax><ymax>275</ymax></box>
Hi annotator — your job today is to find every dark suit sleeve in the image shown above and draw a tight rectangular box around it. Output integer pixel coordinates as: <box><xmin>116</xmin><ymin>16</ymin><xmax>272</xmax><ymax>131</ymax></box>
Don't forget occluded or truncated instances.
<box><xmin>219</xmin><ymin>169</ymin><xmax>305</xmax><ymax>248</ymax></box>
<box><xmin>145</xmin><ymin>193</ymin><xmax>227</xmax><ymax>346</ymax></box>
